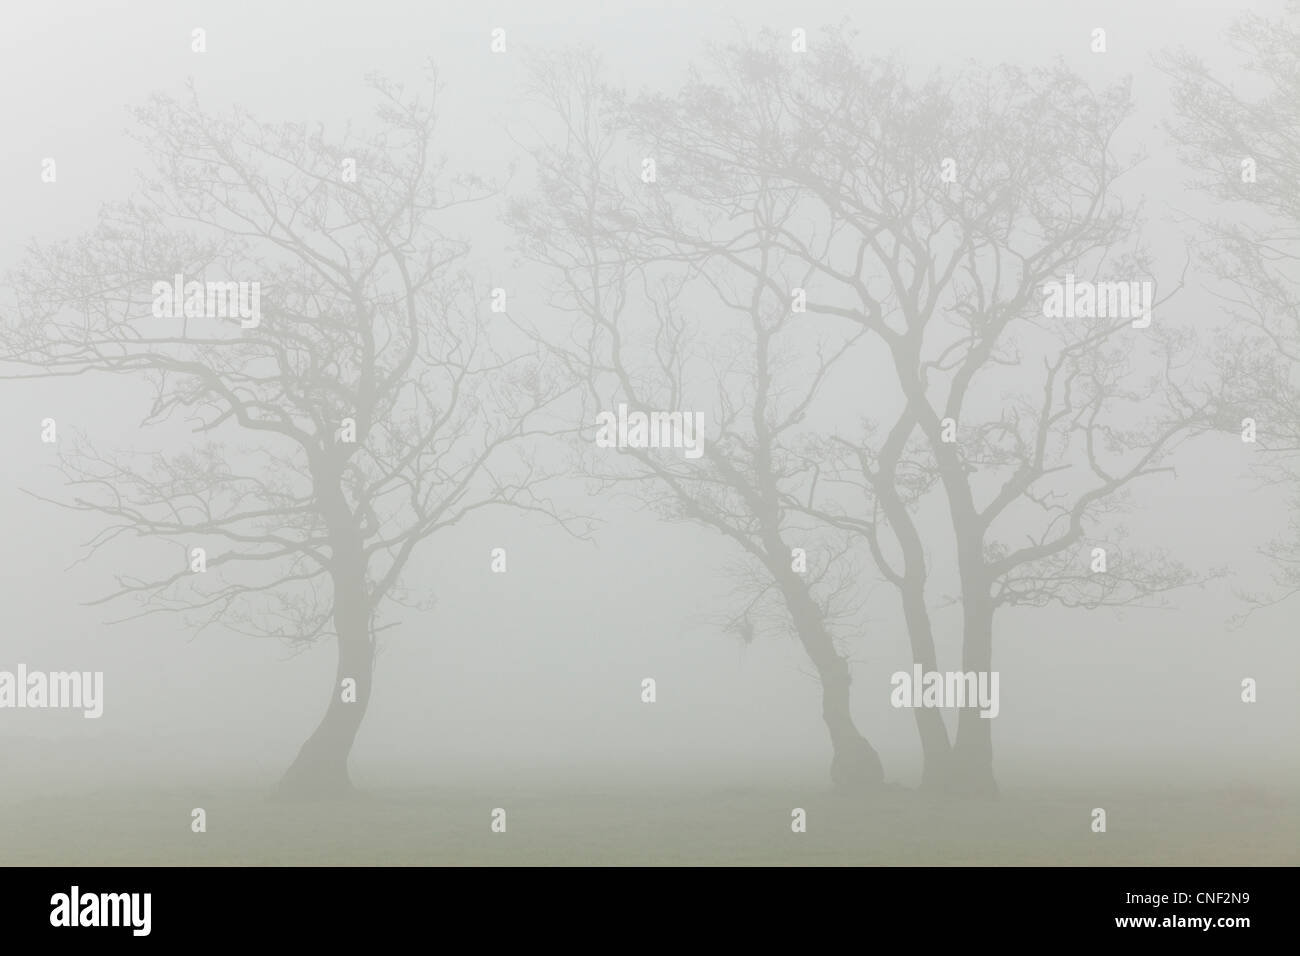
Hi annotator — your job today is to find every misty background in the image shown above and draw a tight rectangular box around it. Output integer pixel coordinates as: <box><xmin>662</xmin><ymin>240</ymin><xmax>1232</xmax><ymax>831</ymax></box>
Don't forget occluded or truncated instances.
<box><xmin>0</xmin><ymin>0</ymin><xmax>1295</xmax><ymax>864</ymax></box>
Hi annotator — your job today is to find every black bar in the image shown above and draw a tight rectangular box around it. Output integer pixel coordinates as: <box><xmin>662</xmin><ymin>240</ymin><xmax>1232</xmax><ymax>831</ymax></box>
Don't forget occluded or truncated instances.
<box><xmin>1</xmin><ymin>866</ymin><xmax>1281</xmax><ymax>943</ymax></box>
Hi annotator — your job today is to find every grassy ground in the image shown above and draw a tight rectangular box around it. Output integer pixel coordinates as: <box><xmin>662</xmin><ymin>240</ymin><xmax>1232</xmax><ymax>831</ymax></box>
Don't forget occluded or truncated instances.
<box><xmin>1</xmin><ymin>783</ymin><xmax>1294</xmax><ymax>866</ymax></box>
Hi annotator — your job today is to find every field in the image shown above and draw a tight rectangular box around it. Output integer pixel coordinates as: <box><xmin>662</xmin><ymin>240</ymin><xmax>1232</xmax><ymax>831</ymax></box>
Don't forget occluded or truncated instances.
<box><xmin>1</xmin><ymin>782</ymin><xmax>1294</xmax><ymax>866</ymax></box>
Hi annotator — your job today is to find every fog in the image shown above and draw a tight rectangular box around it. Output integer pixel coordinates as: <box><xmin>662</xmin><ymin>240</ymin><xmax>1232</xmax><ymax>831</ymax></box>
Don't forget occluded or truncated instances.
<box><xmin>0</xmin><ymin>0</ymin><xmax>1295</xmax><ymax>865</ymax></box>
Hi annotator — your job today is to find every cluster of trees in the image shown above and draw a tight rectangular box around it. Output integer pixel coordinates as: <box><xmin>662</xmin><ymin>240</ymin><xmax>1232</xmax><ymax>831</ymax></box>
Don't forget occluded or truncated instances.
<box><xmin>2</xmin><ymin>8</ymin><xmax>1295</xmax><ymax>798</ymax></box>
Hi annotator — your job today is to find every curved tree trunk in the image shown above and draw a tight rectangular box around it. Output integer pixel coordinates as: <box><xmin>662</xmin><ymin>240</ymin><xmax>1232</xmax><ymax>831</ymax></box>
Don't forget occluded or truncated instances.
<box><xmin>781</xmin><ymin>577</ymin><xmax>885</xmax><ymax>792</ymax></box>
<box><xmin>278</xmin><ymin>574</ymin><xmax>373</xmax><ymax>798</ymax></box>
<box><xmin>279</xmin><ymin>478</ymin><xmax>373</xmax><ymax>799</ymax></box>
<box><xmin>873</xmin><ymin>408</ymin><xmax>953</xmax><ymax>788</ymax></box>
<box><xmin>899</xmin><ymin>584</ymin><xmax>954</xmax><ymax>791</ymax></box>
<box><xmin>820</xmin><ymin>652</ymin><xmax>886</xmax><ymax>792</ymax></box>
<box><xmin>740</xmin><ymin>426</ymin><xmax>885</xmax><ymax>791</ymax></box>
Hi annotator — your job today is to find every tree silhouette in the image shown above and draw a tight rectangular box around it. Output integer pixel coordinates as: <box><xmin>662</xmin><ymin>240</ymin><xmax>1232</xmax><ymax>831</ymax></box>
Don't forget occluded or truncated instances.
<box><xmin>1163</xmin><ymin>3</ymin><xmax>1300</xmax><ymax>615</ymax></box>
<box><xmin>519</xmin><ymin>33</ymin><xmax>1215</xmax><ymax>795</ymax></box>
<box><xmin>511</xmin><ymin>50</ymin><xmax>886</xmax><ymax>792</ymax></box>
<box><xmin>2</xmin><ymin>74</ymin><xmax>583</xmax><ymax>797</ymax></box>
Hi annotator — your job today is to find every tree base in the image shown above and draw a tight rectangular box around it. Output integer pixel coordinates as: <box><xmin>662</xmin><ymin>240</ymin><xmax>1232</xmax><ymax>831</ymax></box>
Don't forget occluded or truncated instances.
<box><xmin>274</xmin><ymin>754</ymin><xmax>357</xmax><ymax>802</ymax></box>
<box><xmin>829</xmin><ymin>737</ymin><xmax>886</xmax><ymax>793</ymax></box>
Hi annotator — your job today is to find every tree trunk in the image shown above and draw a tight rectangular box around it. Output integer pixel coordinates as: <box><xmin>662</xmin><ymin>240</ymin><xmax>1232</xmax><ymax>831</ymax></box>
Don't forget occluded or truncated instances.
<box><xmin>873</xmin><ymin>409</ymin><xmax>953</xmax><ymax>788</ymax></box>
<box><xmin>277</xmin><ymin>577</ymin><xmax>373</xmax><ymax>798</ymax></box>
<box><xmin>822</xmin><ymin>652</ymin><xmax>887</xmax><ymax>793</ymax></box>
<box><xmin>899</xmin><ymin>583</ymin><xmax>954</xmax><ymax>790</ymax></box>
<box><xmin>782</xmin><ymin>577</ymin><xmax>885</xmax><ymax>792</ymax></box>
<box><xmin>949</xmin><ymin>593</ymin><xmax>998</xmax><ymax>798</ymax></box>
<box><xmin>279</xmin><ymin>477</ymin><xmax>373</xmax><ymax>799</ymax></box>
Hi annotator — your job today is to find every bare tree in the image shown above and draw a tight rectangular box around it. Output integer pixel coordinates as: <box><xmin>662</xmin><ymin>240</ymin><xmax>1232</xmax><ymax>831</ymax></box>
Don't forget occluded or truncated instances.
<box><xmin>520</xmin><ymin>33</ymin><xmax>1214</xmax><ymax>795</ymax></box>
<box><xmin>511</xmin><ymin>51</ymin><xmax>886</xmax><ymax>792</ymax></box>
<box><xmin>1162</xmin><ymin>3</ymin><xmax>1300</xmax><ymax>615</ymax></box>
<box><xmin>1</xmin><ymin>75</ymin><xmax>583</xmax><ymax>797</ymax></box>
